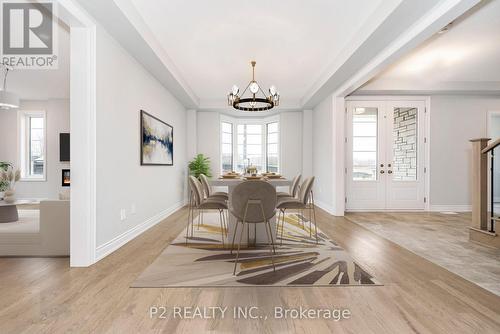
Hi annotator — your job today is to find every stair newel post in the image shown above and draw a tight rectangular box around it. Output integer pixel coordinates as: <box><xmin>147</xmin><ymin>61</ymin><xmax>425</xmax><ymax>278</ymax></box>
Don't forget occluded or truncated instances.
<box><xmin>469</xmin><ymin>138</ymin><xmax>490</xmax><ymax>231</ymax></box>
<box><xmin>491</xmin><ymin>149</ymin><xmax>495</xmax><ymax>233</ymax></box>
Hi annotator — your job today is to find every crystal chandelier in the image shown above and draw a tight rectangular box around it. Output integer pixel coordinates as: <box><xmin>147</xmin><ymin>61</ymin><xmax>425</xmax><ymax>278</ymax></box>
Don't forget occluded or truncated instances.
<box><xmin>227</xmin><ymin>61</ymin><xmax>279</xmax><ymax>111</ymax></box>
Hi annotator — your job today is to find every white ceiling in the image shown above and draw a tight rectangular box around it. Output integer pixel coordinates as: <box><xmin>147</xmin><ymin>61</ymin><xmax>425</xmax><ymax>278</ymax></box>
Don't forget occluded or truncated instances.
<box><xmin>6</xmin><ymin>20</ymin><xmax>70</xmax><ymax>100</ymax></box>
<box><xmin>358</xmin><ymin>0</ymin><xmax>500</xmax><ymax>94</ymax></box>
<box><xmin>129</xmin><ymin>0</ymin><xmax>385</xmax><ymax>107</ymax></box>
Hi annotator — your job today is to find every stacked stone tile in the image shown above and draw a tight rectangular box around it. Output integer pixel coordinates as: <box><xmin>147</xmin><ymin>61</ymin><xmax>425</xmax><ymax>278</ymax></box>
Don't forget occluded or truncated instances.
<box><xmin>393</xmin><ymin>108</ymin><xmax>417</xmax><ymax>181</ymax></box>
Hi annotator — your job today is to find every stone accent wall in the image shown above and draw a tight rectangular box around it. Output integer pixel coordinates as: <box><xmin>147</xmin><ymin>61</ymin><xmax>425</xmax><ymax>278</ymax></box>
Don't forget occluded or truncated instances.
<box><xmin>393</xmin><ymin>108</ymin><xmax>417</xmax><ymax>181</ymax></box>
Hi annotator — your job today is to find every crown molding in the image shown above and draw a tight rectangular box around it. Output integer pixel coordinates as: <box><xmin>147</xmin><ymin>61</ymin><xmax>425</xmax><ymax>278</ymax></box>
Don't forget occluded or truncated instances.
<box><xmin>77</xmin><ymin>0</ymin><xmax>199</xmax><ymax>108</ymax></box>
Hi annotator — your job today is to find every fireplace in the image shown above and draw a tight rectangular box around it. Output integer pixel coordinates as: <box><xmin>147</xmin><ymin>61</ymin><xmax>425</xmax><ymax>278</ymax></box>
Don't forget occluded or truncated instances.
<box><xmin>62</xmin><ymin>169</ymin><xmax>70</xmax><ymax>187</ymax></box>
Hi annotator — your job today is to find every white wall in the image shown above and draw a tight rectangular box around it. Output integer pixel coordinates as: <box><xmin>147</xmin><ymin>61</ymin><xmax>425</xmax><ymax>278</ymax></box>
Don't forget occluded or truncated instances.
<box><xmin>429</xmin><ymin>95</ymin><xmax>500</xmax><ymax>208</ymax></box>
<box><xmin>310</xmin><ymin>95</ymin><xmax>345</xmax><ymax>216</ymax></box>
<box><xmin>0</xmin><ymin>99</ymin><xmax>70</xmax><ymax>199</ymax></box>
<box><xmin>312</xmin><ymin>96</ymin><xmax>334</xmax><ymax>210</ymax></box>
<box><xmin>302</xmin><ymin>110</ymin><xmax>313</xmax><ymax>177</ymax></box>
<box><xmin>95</xmin><ymin>27</ymin><xmax>187</xmax><ymax>249</ymax></box>
<box><xmin>196</xmin><ymin>112</ymin><xmax>220</xmax><ymax>175</ymax></box>
<box><xmin>280</xmin><ymin>112</ymin><xmax>303</xmax><ymax>179</ymax></box>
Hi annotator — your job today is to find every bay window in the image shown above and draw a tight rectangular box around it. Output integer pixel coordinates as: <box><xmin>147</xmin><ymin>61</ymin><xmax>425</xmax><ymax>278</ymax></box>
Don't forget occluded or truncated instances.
<box><xmin>266</xmin><ymin>122</ymin><xmax>279</xmax><ymax>173</ymax></box>
<box><xmin>237</xmin><ymin>124</ymin><xmax>263</xmax><ymax>172</ymax></box>
<box><xmin>221</xmin><ymin>122</ymin><xmax>233</xmax><ymax>172</ymax></box>
<box><xmin>221</xmin><ymin>116</ymin><xmax>279</xmax><ymax>174</ymax></box>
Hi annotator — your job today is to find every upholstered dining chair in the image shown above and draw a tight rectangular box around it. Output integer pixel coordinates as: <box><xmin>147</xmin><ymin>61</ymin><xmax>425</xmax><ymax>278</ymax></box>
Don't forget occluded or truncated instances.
<box><xmin>230</xmin><ymin>181</ymin><xmax>277</xmax><ymax>275</ymax></box>
<box><xmin>276</xmin><ymin>177</ymin><xmax>318</xmax><ymax>244</ymax></box>
<box><xmin>187</xmin><ymin>176</ymin><xmax>227</xmax><ymax>246</ymax></box>
<box><xmin>199</xmin><ymin>174</ymin><xmax>229</xmax><ymax>227</ymax></box>
<box><xmin>276</xmin><ymin>174</ymin><xmax>303</xmax><ymax>225</ymax></box>
<box><xmin>277</xmin><ymin>174</ymin><xmax>301</xmax><ymax>198</ymax></box>
<box><xmin>199</xmin><ymin>174</ymin><xmax>228</xmax><ymax>200</ymax></box>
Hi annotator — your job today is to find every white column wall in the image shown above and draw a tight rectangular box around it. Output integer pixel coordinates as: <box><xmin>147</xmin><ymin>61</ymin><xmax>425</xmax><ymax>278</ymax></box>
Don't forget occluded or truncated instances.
<box><xmin>94</xmin><ymin>26</ymin><xmax>187</xmax><ymax>255</ymax></box>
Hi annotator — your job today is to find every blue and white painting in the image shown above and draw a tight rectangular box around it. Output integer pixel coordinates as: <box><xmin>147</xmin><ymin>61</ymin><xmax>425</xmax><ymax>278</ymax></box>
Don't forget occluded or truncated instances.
<box><xmin>141</xmin><ymin>110</ymin><xmax>173</xmax><ymax>165</ymax></box>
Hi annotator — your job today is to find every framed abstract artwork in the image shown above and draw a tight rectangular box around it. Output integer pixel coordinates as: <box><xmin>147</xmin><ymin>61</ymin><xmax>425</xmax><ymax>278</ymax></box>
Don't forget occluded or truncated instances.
<box><xmin>140</xmin><ymin>110</ymin><xmax>173</xmax><ymax>166</ymax></box>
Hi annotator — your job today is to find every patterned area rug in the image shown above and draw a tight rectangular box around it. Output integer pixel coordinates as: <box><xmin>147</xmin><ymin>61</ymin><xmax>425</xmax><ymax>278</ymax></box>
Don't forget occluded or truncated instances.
<box><xmin>132</xmin><ymin>212</ymin><xmax>380</xmax><ymax>287</ymax></box>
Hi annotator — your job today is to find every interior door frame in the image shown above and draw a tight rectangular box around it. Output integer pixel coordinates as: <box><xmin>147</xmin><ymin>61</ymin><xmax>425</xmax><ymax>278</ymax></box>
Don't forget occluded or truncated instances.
<box><xmin>344</xmin><ymin>96</ymin><xmax>431</xmax><ymax>211</ymax></box>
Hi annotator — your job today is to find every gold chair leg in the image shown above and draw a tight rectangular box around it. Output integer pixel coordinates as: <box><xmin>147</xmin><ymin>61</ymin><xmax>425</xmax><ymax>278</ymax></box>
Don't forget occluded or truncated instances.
<box><xmin>222</xmin><ymin>210</ymin><xmax>228</xmax><ymax>236</ymax></box>
<box><xmin>196</xmin><ymin>209</ymin><xmax>201</xmax><ymax>233</ymax></box>
<box><xmin>274</xmin><ymin>210</ymin><xmax>281</xmax><ymax>235</ymax></box>
<box><xmin>311</xmin><ymin>191</ymin><xmax>318</xmax><ymax>244</ymax></box>
<box><xmin>309</xmin><ymin>205</ymin><xmax>312</xmax><ymax>238</ymax></box>
<box><xmin>230</xmin><ymin>221</ymin><xmax>239</xmax><ymax>254</ymax></box>
<box><xmin>265</xmin><ymin>221</ymin><xmax>276</xmax><ymax>271</ymax></box>
<box><xmin>233</xmin><ymin>203</ymin><xmax>250</xmax><ymax>275</ymax></box>
<box><xmin>233</xmin><ymin>221</ymin><xmax>246</xmax><ymax>275</ymax></box>
<box><xmin>186</xmin><ymin>199</ymin><xmax>192</xmax><ymax>245</ymax></box>
<box><xmin>198</xmin><ymin>210</ymin><xmax>203</xmax><ymax>229</ymax></box>
<box><xmin>256</xmin><ymin>202</ymin><xmax>276</xmax><ymax>271</ymax></box>
<box><xmin>219</xmin><ymin>210</ymin><xmax>225</xmax><ymax>246</ymax></box>
<box><xmin>276</xmin><ymin>210</ymin><xmax>281</xmax><ymax>236</ymax></box>
<box><xmin>266</xmin><ymin>219</ymin><xmax>276</xmax><ymax>254</ymax></box>
<box><xmin>280</xmin><ymin>209</ymin><xmax>286</xmax><ymax>245</ymax></box>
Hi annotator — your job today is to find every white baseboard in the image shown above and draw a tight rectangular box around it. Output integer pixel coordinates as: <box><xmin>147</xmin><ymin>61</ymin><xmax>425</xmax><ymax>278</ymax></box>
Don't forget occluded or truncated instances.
<box><xmin>346</xmin><ymin>209</ymin><xmax>426</xmax><ymax>212</ymax></box>
<box><xmin>314</xmin><ymin>200</ymin><xmax>338</xmax><ymax>216</ymax></box>
<box><xmin>95</xmin><ymin>201</ymin><xmax>184</xmax><ymax>262</ymax></box>
<box><xmin>429</xmin><ymin>205</ymin><xmax>471</xmax><ymax>212</ymax></box>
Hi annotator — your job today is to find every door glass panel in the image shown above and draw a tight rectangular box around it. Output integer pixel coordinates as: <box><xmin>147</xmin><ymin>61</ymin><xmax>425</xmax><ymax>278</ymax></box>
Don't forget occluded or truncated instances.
<box><xmin>392</xmin><ymin>107</ymin><xmax>417</xmax><ymax>181</ymax></box>
<box><xmin>353</xmin><ymin>137</ymin><xmax>377</xmax><ymax>151</ymax></box>
<box><xmin>352</xmin><ymin>107</ymin><xmax>377</xmax><ymax>181</ymax></box>
<box><xmin>353</xmin><ymin>122</ymin><xmax>377</xmax><ymax>137</ymax></box>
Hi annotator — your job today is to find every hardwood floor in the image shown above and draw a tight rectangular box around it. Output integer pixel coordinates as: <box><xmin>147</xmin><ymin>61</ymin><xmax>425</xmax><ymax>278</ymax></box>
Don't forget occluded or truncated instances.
<box><xmin>0</xmin><ymin>207</ymin><xmax>499</xmax><ymax>333</ymax></box>
<box><xmin>345</xmin><ymin>211</ymin><xmax>500</xmax><ymax>295</ymax></box>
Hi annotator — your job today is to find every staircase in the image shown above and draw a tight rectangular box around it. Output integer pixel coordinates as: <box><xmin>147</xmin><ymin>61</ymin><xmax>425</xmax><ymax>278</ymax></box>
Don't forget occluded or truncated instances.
<box><xmin>470</xmin><ymin>138</ymin><xmax>499</xmax><ymax>248</ymax></box>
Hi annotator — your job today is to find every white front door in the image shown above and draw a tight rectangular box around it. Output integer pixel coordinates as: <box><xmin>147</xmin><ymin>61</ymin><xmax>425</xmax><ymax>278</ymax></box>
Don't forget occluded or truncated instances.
<box><xmin>346</xmin><ymin>100</ymin><xmax>426</xmax><ymax>210</ymax></box>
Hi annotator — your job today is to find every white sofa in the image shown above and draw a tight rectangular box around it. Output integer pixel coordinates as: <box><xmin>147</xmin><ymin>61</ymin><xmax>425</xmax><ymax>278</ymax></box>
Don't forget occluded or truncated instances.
<box><xmin>0</xmin><ymin>200</ymin><xmax>69</xmax><ymax>256</ymax></box>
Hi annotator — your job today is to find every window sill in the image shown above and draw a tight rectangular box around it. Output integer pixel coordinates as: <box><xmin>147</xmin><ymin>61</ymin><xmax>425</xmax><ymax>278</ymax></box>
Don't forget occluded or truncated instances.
<box><xmin>20</xmin><ymin>177</ymin><xmax>46</xmax><ymax>182</ymax></box>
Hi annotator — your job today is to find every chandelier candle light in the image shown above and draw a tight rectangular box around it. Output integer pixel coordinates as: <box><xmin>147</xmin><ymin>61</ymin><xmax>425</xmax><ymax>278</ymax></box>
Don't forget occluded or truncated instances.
<box><xmin>227</xmin><ymin>61</ymin><xmax>280</xmax><ymax>111</ymax></box>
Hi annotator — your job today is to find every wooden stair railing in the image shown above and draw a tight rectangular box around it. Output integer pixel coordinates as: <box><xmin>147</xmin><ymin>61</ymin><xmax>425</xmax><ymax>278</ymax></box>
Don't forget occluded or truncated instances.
<box><xmin>470</xmin><ymin>138</ymin><xmax>490</xmax><ymax>231</ymax></box>
<box><xmin>481</xmin><ymin>137</ymin><xmax>500</xmax><ymax>154</ymax></box>
<box><xmin>470</xmin><ymin>138</ymin><xmax>499</xmax><ymax>249</ymax></box>
<box><xmin>481</xmin><ymin>137</ymin><xmax>500</xmax><ymax>234</ymax></box>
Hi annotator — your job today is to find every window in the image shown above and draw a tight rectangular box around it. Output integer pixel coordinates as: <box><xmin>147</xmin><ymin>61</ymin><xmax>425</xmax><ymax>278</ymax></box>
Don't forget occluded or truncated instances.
<box><xmin>352</xmin><ymin>107</ymin><xmax>377</xmax><ymax>181</ymax></box>
<box><xmin>237</xmin><ymin>124</ymin><xmax>263</xmax><ymax>173</ymax></box>
<box><xmin>221</xmin><ymin>122</ymin><xmax>233</xmax><ymax>172</ymax></box>
<box><xmin>266</xmin><ymin>122</ymin><xmax>279</xmax><ymax>173</ymax></box>
<box><xmin>19</xmin><ymin>111</ymin><xmax>46</xmax><ymax>180</ymax></box>
<box><xmin>220</xmin><ymin>117</ymin><xmax>279</xmax><ymax>174</ymax></box>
